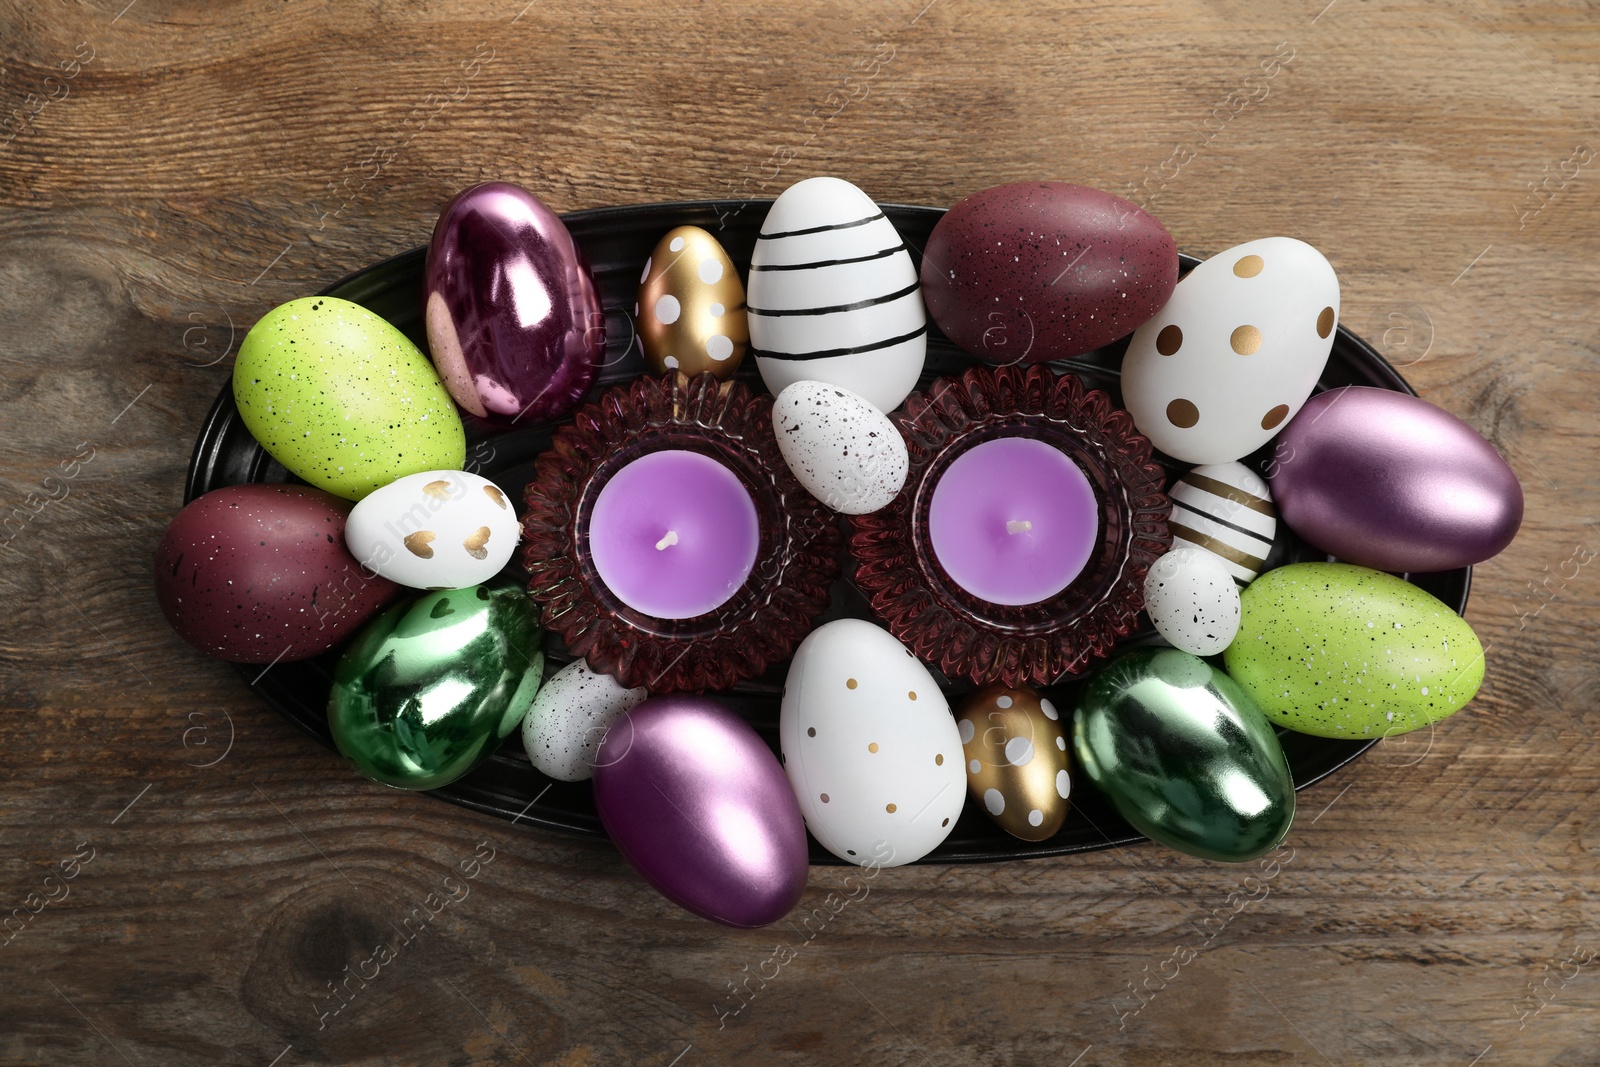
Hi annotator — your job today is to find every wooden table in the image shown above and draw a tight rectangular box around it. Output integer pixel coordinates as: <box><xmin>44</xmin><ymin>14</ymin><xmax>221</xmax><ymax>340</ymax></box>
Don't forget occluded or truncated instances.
<box><xmin>3</xmin><ymin>1</ymin><xmax>1597</xmax><ymax>1063</ymax></box>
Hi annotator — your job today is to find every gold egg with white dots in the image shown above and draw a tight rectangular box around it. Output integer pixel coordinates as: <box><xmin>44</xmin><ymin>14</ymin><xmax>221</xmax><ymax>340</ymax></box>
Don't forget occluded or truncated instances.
<box><xmin>955</xmin><ymin>684</ymin><xmax>1072</xmax><ymax>842</ymax></box>
<box><xmin>637</xmin><ymin>226</ymin><xmax>748</xmax><ymax>380</ymax></box>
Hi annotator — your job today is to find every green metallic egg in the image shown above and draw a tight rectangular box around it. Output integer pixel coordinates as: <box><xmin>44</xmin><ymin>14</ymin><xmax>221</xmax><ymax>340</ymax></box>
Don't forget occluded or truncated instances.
<box><xmin>1073</xmin><ymin>648</ymin><xmax>1294</xmax><ymax>862</ymax></box>
<box><xmin>328</xmin><ymin>582</ymin><xmax>544</xmax><ymax>790</ymax></box>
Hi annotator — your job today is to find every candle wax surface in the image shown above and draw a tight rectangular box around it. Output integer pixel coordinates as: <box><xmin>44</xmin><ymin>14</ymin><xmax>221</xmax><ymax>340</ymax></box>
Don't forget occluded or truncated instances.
<box><xmin>588</xmin><ymin>450</ymin><xmax>760</xmax><ymax>620</ymax></box>
<box><xmin>928</xmin><ymin>437</ymin><xmax>1099</xmax><ymax>606</ymax></box>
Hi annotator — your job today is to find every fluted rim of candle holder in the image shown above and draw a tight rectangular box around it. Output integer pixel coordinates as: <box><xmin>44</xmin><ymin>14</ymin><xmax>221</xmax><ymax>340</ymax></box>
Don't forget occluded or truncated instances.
<box><xmin>521</xmin><ymin>372</ymin><xmax>842</xmax><ymax>692</ymax></box>
<box><xmin>849</xmin><ymin>364</ymin><xmax>1171</xmax><ymax>687</ymax></box>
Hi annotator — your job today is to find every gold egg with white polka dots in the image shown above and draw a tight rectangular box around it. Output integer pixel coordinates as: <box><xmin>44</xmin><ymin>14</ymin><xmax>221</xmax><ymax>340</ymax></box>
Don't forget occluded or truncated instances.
<box><xmin>636</xmin><ymin>226</ymin><xmax>748</xmax><ymax>379</ymax></box>
<box><xmin>956</xmin><ymin>684</ymin><xmax>1072</xmax><ymax>842</ymax></box>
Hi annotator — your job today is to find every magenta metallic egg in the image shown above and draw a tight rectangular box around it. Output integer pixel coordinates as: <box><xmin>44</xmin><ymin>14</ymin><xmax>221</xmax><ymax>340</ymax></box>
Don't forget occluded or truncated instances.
<box><xmin>424</xmin><ymin>182</ymin><xmax>604</xmax><ymax>425</ymax></box>
<box><xmin>593</xmin><ymin>695</ymin><xmax>809</xmax><ymax>927</ymax></box>
<box><xmin>1271</xmin><ymin>386</ymin><xmax>1523</xmax><ymax>572</ymax></box>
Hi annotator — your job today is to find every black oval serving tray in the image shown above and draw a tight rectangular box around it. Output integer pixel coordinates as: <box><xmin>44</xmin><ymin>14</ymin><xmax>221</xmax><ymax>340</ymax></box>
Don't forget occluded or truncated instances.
<box><xmin>186</xmin><ymin>199</ymin><xmax>1470</xmax><ymax>864</ymax></box>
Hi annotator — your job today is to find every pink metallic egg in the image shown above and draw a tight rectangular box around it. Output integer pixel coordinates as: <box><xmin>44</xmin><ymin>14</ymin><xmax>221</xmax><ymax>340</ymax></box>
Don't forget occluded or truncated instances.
<box><xmin>593</xmin><ymin>695</ymin><xmax>809</xmax><ymax>927</ymax></box>
<box><xmin>1271</xmin><ymin>386</ymin><xmax>1523</xmax><ymax>572</ymax></box>
<box><xmin>424</xmin><ymin>182</ymin><xmax>604</xmax><ymax>425</ymax></box>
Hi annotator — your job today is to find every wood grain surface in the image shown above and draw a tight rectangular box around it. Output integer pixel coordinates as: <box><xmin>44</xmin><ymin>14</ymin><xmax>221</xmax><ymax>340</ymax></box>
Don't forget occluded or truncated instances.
<box><xmin>3</xmin><ymin>0</ymin><xmax>1599</xmax><ymax>1063</ymax></box>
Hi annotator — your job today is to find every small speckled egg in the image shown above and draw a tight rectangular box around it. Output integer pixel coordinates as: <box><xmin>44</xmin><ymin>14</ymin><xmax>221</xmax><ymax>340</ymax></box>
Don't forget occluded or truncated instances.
<box><xmin>780</xmin><ymin>619</ymin><xmax>965</xmax><ymax>867</ymax></box>
<box><xmin>1223</xmin><ymin>562</ymin><xmax>1484</xmax><ymax>738</ymax></box>
<box><xmin>1142</xmin><ymin>547</ymin><xmax>1242</xmax><ymax>657</ymax></box>
<box><xmin>1121</xmin><ymin>237</ymin><xmax>1340</xmax><ymax>464</ymax></box>
<box><xmin>521</xmin><ymin>658</ymin><xmax>648</xmax><ymax>781</ymax></box>
<box><xmin>154</xmin><ymin>484</ymin><xmax>400</xmax><ymax>663</ymax></box>
<box><xmin>233</xmin><ymin>296</ymin><xmax>466</xmax><ymax>500</ymax></box>
<box><xmin>772</xmin><ymin>380</ymin><xmax>908</xmax><ymax>515</ymax></box>
<box><xmin>637</xmin><ymin>226</ymin><xmax>748</xmax><ymax>379</ymax></box>
<box><xmin>345</xmin><ymin>469</ymin><xmax>520</xmax><ymax>590</ymax></box>
<box><xmin>1168</xmin><ymin>461</ymin><xmax>1277</xmax><ymax>586</ymax></box>
<box><xmin>955</xmin><ymin>685</ymin><xmax>1072</xmax><ymax>842</ymax></box>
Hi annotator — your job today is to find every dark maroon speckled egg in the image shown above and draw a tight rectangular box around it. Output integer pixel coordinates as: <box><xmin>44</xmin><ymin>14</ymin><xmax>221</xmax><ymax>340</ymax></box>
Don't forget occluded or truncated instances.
<box><xmin>920</xmin><ymin>182</ymin><xmax>1178</xmax><ymax>364</ymax></box>
<box><xmin>154</xmin><ymin>484</ymin><xmax>400</xmax><ymax>664</ymax></box>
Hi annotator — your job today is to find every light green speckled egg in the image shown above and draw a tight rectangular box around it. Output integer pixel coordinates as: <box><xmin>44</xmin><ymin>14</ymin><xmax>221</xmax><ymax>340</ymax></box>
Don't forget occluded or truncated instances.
<box><xmin>1223</xmin><ymin>562</ymin><xmax>1483</xmax><ymax>739</ymax></box>
<box><xmin>232</xmin><ymin>296</ymin><xmax>465</xmax><ymax>500</ymax></box>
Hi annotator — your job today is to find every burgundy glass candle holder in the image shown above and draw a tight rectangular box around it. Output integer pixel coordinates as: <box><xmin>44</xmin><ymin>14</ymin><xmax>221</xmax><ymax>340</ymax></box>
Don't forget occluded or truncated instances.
<box><xmin>522</xmin><ymin>372</ymin><xmax>841</xmax><ymax>692</ymax></box>
<box><xmin>850</xmin><ymin>364</ymin><xmax>1171</xmax><ymax>687</ymax></box>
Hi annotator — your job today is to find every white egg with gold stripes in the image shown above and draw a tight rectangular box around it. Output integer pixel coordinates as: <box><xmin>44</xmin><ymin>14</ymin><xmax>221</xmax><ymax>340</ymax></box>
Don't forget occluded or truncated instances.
<box><xmin>747</xmin><ymin>177</ymin><xmax>927</xmax><ymax>413</ymax></box>
<box><xmin>1166</xmin><ymin>461</ymin><xmax>1277</xmax><ymax>586</ymax></box>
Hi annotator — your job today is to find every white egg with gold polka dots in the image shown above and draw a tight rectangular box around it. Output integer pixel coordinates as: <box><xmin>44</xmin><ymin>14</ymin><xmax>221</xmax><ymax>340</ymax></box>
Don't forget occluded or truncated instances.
<box><xmin>637</xmin><ymin>226</ymin><xmax>748</xmax><ymax>380</ymax></box>
<box><xmin>1121</xmin><ymin>237</ymin><xmax>1340</xmax><ymax>464</ymax></box>
<box><xmin>344</xmin><ymin>469</ymin><xmax>520</xmax><ymax>589</ymax></box>
<box><xmin>779</xmin><ymin>618</ymin><xmax>965</xmax><ymax>867</ymax></box>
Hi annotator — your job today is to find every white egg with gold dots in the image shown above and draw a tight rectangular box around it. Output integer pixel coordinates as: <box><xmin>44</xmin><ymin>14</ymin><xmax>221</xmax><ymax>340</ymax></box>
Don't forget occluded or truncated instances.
<box><xmin>779</xmin><ymin>619</ymin><xmax>965</xmax><ymax>867</ymax></box>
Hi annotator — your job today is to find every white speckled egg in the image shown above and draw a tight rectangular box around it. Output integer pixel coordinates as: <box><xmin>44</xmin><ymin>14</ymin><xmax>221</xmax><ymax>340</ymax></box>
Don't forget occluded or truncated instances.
<box><xmin>1121</xmin><ymin>237</ymin><xmax>1340</xmax><ymax>464</ymax></box>
<box><xmin>1142</xmin><ymin>547</ymin><xmax>1242</xmax><ymax>657</ymax></box>
<box><xmin>1168</xmin><ymin>461</ymin><xmax>1278</xmax><ymax>586</ymax></box>
<box><xmin>779</xmin><ymin>619</ymin><xmax>964</xmax><ymax>867</ymax></box>
<box><xmin>521</xmin><ymin>659</ymin><xmax>648</xmax><ymax>781</ymax></box>
<box><xmin>772</xmin><ymin>380</ymin><xmax>908</xmax><ymax>515</ymax></box>
<box><xmin>748</xmin><ymin>177</ymin><xmax>926</xmax><ymax>413</ymax></box>
<box><xmin>344</xmin><ymin>469</ymin><xmax>519</xmax><ymax>589</ymax></box>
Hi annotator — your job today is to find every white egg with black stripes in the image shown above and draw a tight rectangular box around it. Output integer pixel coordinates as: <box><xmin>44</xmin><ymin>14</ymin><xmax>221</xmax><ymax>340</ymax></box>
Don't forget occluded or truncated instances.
<box><xmin>747</xmin><ymin>177</ymin><xmax>927</xmax><ymax>413</ymax></box>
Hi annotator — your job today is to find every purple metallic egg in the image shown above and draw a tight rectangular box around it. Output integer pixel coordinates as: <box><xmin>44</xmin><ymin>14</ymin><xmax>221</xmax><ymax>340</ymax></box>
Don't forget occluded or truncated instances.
<box><xmin>1272</xmin><ymin>386</ymin><xmax>1523</xmax><ymax>572</ymax></box>
<box><xmin>424</xmin><ymin>182</ymin><xmax>604</xmax><ymax>425</ymax></box>
<box><xmin>593</xmin><ymin>695</ymin><xmax>809</xmax><ymax>927</ymax></box>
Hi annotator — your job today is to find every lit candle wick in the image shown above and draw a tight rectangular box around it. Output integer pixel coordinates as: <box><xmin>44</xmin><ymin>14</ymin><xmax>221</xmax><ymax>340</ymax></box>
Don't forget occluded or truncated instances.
<box><xmin>1006</xmin><ymin>520</ymin><xmax>1033</xmax><ymax>535</ymax></box>
<box><xmin>655</xmin><ymin>530</ymin><xmax>679</xmax><ymax>551</ymax></box>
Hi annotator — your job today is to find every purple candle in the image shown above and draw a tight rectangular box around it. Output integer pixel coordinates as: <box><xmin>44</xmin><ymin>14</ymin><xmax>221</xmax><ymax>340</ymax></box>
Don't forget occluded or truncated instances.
<box><xmin>588</xmin><ymin>450</ymin><xmax>760</xmax><ymax>619</ymax></box>
<box><xmin>928</xmin><ymin>437</ymin><xmax>1098</xmax><ymax>606</ymax></box>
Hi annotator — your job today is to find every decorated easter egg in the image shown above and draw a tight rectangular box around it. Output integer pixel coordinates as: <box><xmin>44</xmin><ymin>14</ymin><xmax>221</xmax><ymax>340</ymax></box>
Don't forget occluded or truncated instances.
<box><xmin>637</xmin><ymin>226</ymin><xmax>748</xmax><ymax>379</ymax></box>
<box><xmin>1223</xmin><ymin>562</ymin><xmax>1484</xmax><ymax>738</ymax></box>
<box><xmin>955</xmin><ymin>685</ymin><xmax>1072</xmax><ymax>842</ymax></box>
<box><xmin>780</xmin><ymin>619</ymin><xmax>965</xmax><ymax>866</ymax></box>
<box><xmin>748</xmin><ymin>177</ymin><xmax>926</xmax><ymax>413</ymax></box>
<box><xmin>1271</xmin><ymin>386</ymin><xmax>1523</xmax><ymax>572</ymax></box>
<box><xmin>1121</xmin><ymin>237</ymin><xmax>1340</xmax><ymax>464</ymax></box>
<box><xmin>328</xmin><ymin>583</ymin><xmax>544</xmax><ymax>790</ymax></box>
<box><xmin>233</xmin><ymin>297</ymin><xmax>466</xmax><ymax>500</ymax></box>
<box><xmin>1142</xmin><ymin>547</ymin><xmax>1241</xmax><ymax>657</ymax></box>
<box><xmin>521</xmin><ymin>658</ymin><xmax>648</xmax><ymax>781</ymax></box>
<box><xmin>772</xmin><ymin>380</ymin><xmax>908</xmax><ymax>515</ymax></box>
<box><xmin>1073</xmin><ymin>648</ymin><xmax>1294</xmax><ymax>862</ymax></box>
<box><xmin>425</xmin><ymin>181</ymin><xmax>604</xmax><ymax>424</ymax></box>
<box><xmin>920</xmin><ymin>181</ymin><xmax>1178</xmax><ymax>364</ymax></box>
<box><xmin>345</xmin><ymin>469</ymin><xmax>520</xmax><ymax>590</ymax></box>
<box><xmin>155</xmin><ymin>484</ymin><xmax>400</xmax><ymax>663</ymax></box>
<box><xmin>1168</xmin><ymin>461</ymin><xmax>1277</xmax><ymax>586</ymax></box>
<box><xmin>593</xmin><ymin>695</ymin><xmax>808</xmax><ymax>927</ymax></box>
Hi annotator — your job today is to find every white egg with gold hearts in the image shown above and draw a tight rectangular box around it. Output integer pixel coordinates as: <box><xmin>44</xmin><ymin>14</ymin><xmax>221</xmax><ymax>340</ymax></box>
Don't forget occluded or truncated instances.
<box><xmin>344</xmin><ymin>469</ymin><xmax>520</xmax><ymax>589</ymax></box>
